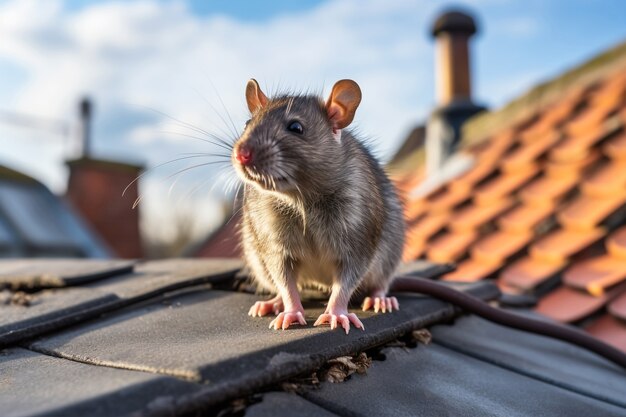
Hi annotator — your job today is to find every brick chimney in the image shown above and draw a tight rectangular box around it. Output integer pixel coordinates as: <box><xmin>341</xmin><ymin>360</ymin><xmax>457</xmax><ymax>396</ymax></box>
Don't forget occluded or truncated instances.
<box><xmin>426</xmin><ymin>9</ymin><xmax>486</xmax><ymax>175</ymax></box>
<box><xmin>65</xmin><ymin>98</ymin><xmax>144</xmax><ymax>258</ymax></box>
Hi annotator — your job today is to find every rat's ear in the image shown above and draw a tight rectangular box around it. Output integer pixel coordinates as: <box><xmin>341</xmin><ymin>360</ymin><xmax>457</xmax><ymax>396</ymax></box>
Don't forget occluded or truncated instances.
<box><xmin>325</xmin><ymin>79</ymin><xmax>362</xmax><ymax>131</ymax></box>
<box><xmin>246</xmin><ymin>79</ymin><xmax>268</xmax><ymax>114</ymax></box>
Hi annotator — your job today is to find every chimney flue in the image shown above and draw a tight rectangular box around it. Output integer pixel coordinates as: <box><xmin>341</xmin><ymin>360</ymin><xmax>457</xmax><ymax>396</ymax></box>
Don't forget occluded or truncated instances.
<box><xmin>425</xmin><ymin>9</ymin><xmax>485</xmax><ymax>176</ymax></box>
<box><xmin>432</xmin><ymin>11</ymin><xmax>477</xmax><ymax>106</ymax></box>
<box><xmin>79</xmin><ymin>97</ymin><xmax>92</xmax><ymax>158</ymax></box>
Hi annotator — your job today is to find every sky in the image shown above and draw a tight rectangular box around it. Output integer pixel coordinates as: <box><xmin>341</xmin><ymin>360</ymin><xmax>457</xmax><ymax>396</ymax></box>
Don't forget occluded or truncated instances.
<box><xmin>0</xmin><ymin>0</ymin><xmax>625</xmax><ymax>243</ymax></box>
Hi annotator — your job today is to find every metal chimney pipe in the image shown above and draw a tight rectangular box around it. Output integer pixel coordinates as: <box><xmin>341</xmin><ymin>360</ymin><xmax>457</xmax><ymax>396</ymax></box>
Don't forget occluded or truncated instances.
<box><xmin>79</xmin><ymin>97</ymin><xmax>92</xmax><ymax>158</ymax></box>
<box><xmin>425</xmin><ymin>9</ymin><xmax>485</xmax><ymax>176</ymax></box>
<box><xmin>432</xmin><ymin>11</ymin><xmax>477</xmax><ymax>106</ymax></box>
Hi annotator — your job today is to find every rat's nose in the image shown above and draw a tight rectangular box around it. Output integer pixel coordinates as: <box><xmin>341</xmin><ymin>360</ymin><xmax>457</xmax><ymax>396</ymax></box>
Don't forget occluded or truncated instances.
<box><xmin>235</xmin><ymin>146</ymin><xmax>253</xmax><ymax>166</ymax></box>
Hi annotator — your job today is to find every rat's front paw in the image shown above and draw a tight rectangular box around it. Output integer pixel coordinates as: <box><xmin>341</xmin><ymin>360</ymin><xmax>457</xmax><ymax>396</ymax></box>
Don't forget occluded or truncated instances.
<box><xmin>248</xmin><ymin>295</ymin><xmax>283</xmax><ymax>317</ymax></box>
<box><xmin>269</xmin><ymin>310</ymin><xmax>307</xmax><ymax>330</ymax></box>
<box><xmin>314</xmin><ymin>310</ymin><xmax>364</xmax><ymax>334</ymax></box>
<box><xmin>362</xmin><ymin>295</ymin><xmax>399</xmax><ymax>313</ymax></box>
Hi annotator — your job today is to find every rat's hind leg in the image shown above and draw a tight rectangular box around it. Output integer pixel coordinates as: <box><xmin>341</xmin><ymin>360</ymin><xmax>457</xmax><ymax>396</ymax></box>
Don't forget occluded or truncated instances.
<box><xmin>268</xmin><ymin>274</ymin><xmax>307</xmax><ymax>330</ymax></box>
<box><xmin>314</xmin><ymin>283</ymin><xmax>364</xmax><ymax>334</ymax></box>
<box><xmin>362</xmin><ymin>289</ymin><xmax>399</xmax><ymax>313</ymax></box>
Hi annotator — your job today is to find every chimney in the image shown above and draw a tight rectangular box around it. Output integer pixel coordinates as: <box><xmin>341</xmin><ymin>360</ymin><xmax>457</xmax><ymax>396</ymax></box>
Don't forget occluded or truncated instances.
<box><xmin>65</xmin><ymin>98</ymin><xmax>144</xmax><ymax>259</ymax></box>
<box><xmin>426</xmin><ymin>9</ymin><xmax>486</xmax><ymax>175</ymax></box>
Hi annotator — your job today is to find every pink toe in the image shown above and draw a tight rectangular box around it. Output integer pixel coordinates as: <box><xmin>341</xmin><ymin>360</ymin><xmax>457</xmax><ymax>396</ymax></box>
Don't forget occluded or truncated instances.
<box><xmin>386</xmin><ymin>298</ymin><xmax>392</xmax><ymax>313</ymax></box>
<box><xmin>392</xmin><ymin>297</ymin><xmax>400</xmax><ymax>310</ymax></box>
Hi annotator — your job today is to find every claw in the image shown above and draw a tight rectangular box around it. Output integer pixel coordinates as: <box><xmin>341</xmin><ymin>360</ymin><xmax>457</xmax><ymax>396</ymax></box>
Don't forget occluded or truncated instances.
<box><xmin>248</xmin><ymin>296</ymin><xmax>283</xmax><ymax>317</ymax></box>
<box><xmin>269</xmin><ymin>311</ymin><xmax>307</xmax><ymax>330</ymax></box>
<box><xmin>314</xmin><ymin>312</ymin><xmax>364</xmax><ymax>334</ymax></box>
<box><xmin>362</xmin><ymin>296</ymin><xmax>399</xmax><ymax>314</ymax></box>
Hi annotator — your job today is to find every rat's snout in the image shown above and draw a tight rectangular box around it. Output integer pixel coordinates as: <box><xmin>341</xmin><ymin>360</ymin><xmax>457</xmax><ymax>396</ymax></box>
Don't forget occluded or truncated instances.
<box><xmin>235</xmin><ymin>144</ymin><xmax>254</xmax><ymax>166</ymax></box>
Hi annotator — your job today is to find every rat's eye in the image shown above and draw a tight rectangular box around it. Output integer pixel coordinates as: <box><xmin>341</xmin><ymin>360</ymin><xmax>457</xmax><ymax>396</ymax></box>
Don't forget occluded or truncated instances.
<box><xmin>244</xmin><ymin>119</ymin><xmax>251</xmax><ymax>129</ymax></box>
<box><xmin>287</xmin><ymin>121</ymin><xmax>304</xmax><ymax>135</ymax></box>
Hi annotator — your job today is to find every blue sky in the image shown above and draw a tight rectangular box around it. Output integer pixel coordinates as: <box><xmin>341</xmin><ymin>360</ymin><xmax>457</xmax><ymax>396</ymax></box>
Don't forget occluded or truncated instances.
<box><xmin>0</xmin><ymin>0</ymin><xmax>624</xmax><ymax>241</ymax></box>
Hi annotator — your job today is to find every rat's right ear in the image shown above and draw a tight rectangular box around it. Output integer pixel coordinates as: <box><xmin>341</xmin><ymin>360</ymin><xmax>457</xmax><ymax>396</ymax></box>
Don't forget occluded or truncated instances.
<box><xmin>246</xmin><ymin>79</ymin><xmax>268</xmax><ymax>114</ymax></box>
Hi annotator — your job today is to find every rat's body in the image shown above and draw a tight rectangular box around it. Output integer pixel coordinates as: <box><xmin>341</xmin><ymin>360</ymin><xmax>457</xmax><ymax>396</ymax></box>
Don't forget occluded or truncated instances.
<box><xmin>233</xmin><ymin>80</ymin><xmax>405</xmax><ymax>333</ymax></box>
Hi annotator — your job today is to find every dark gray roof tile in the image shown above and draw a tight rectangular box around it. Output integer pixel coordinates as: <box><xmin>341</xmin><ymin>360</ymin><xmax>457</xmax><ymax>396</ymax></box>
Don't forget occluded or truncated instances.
<box><xmin>303</xmin><ymin>343</ymin><xmax>626</xmax><ymax>417</ymax></box>
<box><xmin>0</xmin><ymin>347</ymin><xmax>197</xmax><ymax>417</ymax></box>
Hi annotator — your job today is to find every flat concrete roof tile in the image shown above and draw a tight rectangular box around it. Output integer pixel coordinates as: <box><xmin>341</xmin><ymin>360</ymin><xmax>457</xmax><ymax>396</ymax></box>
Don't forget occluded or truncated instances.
<box><xmin>303</xmin><ymin>341</ymin><xmax>626</xmax><ymax>417</ymax></box>
<box><xmin>0</xmin><ymin>347</ymin><xmax>196</xmax><ymax>417</ymax></box>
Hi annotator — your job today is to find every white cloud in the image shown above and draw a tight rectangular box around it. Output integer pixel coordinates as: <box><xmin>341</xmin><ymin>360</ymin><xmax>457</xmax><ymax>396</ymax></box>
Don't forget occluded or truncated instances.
<box><xmin>0</xmin><ymin>0</ymin><xmax>500</xmax><ymax>241</ymax></box>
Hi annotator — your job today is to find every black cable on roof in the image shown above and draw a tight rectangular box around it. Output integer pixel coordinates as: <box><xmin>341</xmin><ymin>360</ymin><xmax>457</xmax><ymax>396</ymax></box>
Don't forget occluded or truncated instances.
<box><xmin>391</xmin><ymin>276</ymin><xmax>626</xmax><ymax>370</ymax></box>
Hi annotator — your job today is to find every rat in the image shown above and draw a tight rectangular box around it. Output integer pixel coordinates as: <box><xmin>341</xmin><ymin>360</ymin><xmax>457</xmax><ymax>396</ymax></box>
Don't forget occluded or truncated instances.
<box><xmin>232</xmin><ymin>79</ymin><xmax>405</xmax><ymax>334</ymax></box>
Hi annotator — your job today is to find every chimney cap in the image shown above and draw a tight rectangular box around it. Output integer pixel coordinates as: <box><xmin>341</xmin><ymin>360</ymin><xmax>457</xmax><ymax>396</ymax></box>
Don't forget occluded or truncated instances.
<box><xmin>431</xmin><ymin>10</ymin><xmax>477</xmax><ymax>37</ymax></box>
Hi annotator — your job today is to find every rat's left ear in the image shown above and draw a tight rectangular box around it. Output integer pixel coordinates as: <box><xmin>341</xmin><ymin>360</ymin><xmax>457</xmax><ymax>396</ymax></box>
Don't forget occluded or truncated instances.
<box><xmin>325</xmin><ymin>79</ymin><xmax>362</xmax><ymax>132</ymax></box>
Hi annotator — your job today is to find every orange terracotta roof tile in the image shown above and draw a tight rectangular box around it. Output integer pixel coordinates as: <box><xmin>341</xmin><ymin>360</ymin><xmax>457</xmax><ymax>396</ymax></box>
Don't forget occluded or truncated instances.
<box><xmin>441</xmin><ymin>258</ymin><xmax>500</xmax><ymax>282</ymax></box>
<box><xmin>426</xmin><ymin>230</ymin><xmax>478</xmax><ymax>263</ymax></box>
<box><xmin>563</xmin><ymin>255</ymin><xmax>626</xmax><ymax>296</ymax></box>
<box><xmin>557</xmin><ymin>192</ymin><xmax>626</xmax><ymax>231</ymax></box>
<box><xmin>402</xmin><ymin>237</ymin><xmax>425</xmax><ymax>262</ymax></box>
<box><xmin>448</xmin><ymin>198</ymin><xmax>513</xmax><ymax>231</ymax></box>
<box><xmin>588</xmin><ymin>79</ymin><xmax>625</xmax><ymax>109</ymax></box>
<box><xmin>499</xmin><ymin>256</ymin><xmax>565</xmax><ymax>291</ymax></box>
<box><xmin>474</xmin><ymin>166</ymin><xmax>539</xmax><ymax>205</ymax></box>
<box><xmin>534</xmin><ymin>286</ymin><xmax>608</xmax><ymax>323</ymax></box>
<box><xmin>448</xmin><ymin>160</ymin><xmax>497</xmax><ymax>191</ymax></box>
<box><xmin>585</xmin><ymin>314</ymin><xmax>626</xmax><ymax>352</ymax></box>
<box><xmin>519</xmin><ymin>99</ymin><xmax>577</xmax><ymax>141</ymax></box>
<box><xmin>406</xmin><ymin>212</ymin><xmax>449</xmax><ymax>242</ymax></box>
<box><xmin>565</xmin><ymin>103</ymin><xmax>615</xmax><ymax>138</ymax></box>
<box><xmin>519</xmin><ymin>174</ymin><xmax>579</xmax><ymax>206</ymax></box>
<box><xmin>606</xmin><ymin>226</ymin><xmax>626</xmax><ymax>260</ymax></box>
<box><xmin>545</xmin><ymin>150</ymin><xmax>600</xmax><ymax>178</ymax></box>
<box><xmin>500</xmin><ymin>131</ymin><xmax>561</xmax><ymax>173</ymax></box>
<box><xmin>496</xmin><ymin>203</ymin><xmax>554</xmax><ymax>233</ymax></box>
<box><xmin>608</xmin><ymin>291</ymin><xmax>626</xmax><ymax>321</ymax></box>
<box><xmin>602</xmin><ymin>130</ymin><xmax>626</xmax><ymax>160</ymax></box>
<box><xmin>529</xmin><ymin>227</ymin><xmax>605</xmax><ymax>263</ymax></box>
<box><xmin>471</xmin><ymin>230</ymin><xmax>533</xmax><ymax>264</ymax></box>
<box><xmin>549</xmin><ymin>128</ymin><xmax>609</xmax><ymax>162</ymax></box>
<box><xmin>427</xmin><ymin>186</ymin><xmax>471</xmax><ymax>211</ymax></box>
<box><xmin>581</xmin><ymin>160</ymin><xmax>626</xmax><ymax>196</ymax></box>
<box><xmin>404</xmin><ymin>198</ymin><xmax>427</xmax><ymax>222</ymax></box>
<box><xmin>471</xmin><ymin>129</ymin><xmax>516</xmax><ymax>161</ymax></box>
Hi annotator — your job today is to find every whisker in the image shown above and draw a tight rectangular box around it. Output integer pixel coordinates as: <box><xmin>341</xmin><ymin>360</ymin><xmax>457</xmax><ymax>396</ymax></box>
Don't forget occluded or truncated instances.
<box><xmin>165</xmin><ymin>160</ymin><xmax>231</xmax><ymax>182</ymax></box>
<box><xmin>192</xmin><ymin>84</ymin><xmax>239</xmax><ymax>141</ymax></box>
<box><xmin>205</xmin><ymin>77</ymin><xmax>241</xmax><ymax>140</ymax></box>
<box><xmin>160</xmin><ymin>130</ymin><xmax>233</xmax><ymax>153</ymax></box>
<box><xmin>123</xmin><ymin>154</ymin><xmax>227</xmax><ymax>197</ymax></box>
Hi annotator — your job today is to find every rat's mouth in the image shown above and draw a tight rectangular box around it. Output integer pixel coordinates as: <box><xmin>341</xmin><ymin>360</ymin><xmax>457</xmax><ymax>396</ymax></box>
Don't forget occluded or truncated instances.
<box><xmin>240</xmin><ymin>165</ymin><xmax>289</xmax><ymax>191</ymax></box>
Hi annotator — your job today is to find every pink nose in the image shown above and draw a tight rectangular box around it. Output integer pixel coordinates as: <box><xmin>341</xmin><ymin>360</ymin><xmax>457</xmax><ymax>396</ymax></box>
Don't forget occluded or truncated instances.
<box><xmin>236</xmin><ymin>146</ymin><xmax>253</xmax><ymax>165</ymax></box>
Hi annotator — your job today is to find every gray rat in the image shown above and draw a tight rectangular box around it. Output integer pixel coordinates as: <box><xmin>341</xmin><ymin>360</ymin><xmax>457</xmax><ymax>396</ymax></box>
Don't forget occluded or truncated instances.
<box><xmin>232</xmin><ymin>79</ymin><xmax>405</xmax><ymax>333</ymax></box>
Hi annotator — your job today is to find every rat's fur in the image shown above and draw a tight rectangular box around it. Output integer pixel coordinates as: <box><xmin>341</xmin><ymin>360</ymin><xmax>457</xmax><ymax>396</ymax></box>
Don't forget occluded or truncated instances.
<box><xmin>234</xmin><ymin>92</ymin><xmax>405</xmax><ymax>304</ymax></box>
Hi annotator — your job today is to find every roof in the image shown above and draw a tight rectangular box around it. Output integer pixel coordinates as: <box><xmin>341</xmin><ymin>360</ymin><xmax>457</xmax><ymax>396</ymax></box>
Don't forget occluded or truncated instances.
<box><xmin>2</xmin><ymin>258</ymin><xmax>625</xmax><ymax>416</ymax></box>
<box><xmin>395</xmin><ymin>41</ymin><xmax>626</xmax><ymax>352</ymax></box>
<box><xmin>0</xmin><ymin>163</ymin><xmax>110</xmax><ymax>258</ymax></box>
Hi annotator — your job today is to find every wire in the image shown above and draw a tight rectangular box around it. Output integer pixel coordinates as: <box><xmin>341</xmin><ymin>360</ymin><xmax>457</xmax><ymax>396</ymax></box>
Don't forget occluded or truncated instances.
<box><xmin>390</xmin><ymin>276</ymin><xmax>626</xmax><ymax>370</ymax></box>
